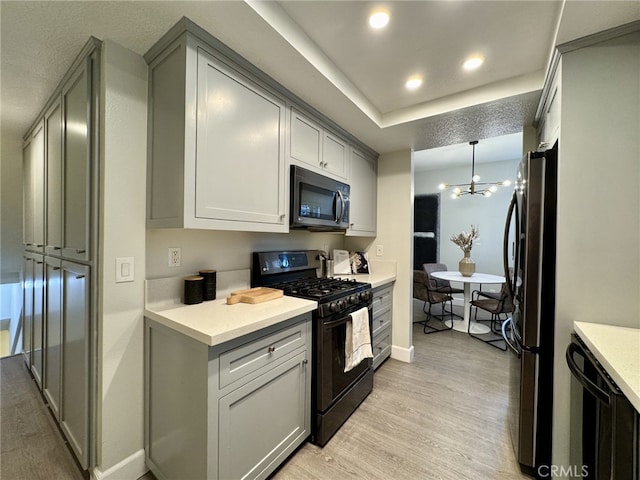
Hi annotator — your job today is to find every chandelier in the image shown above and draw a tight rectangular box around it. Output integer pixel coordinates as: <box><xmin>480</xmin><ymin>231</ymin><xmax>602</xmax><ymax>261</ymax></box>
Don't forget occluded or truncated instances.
<box><xmin>438</xmin><ymin>140</ymin><xmax>511</xmax><ymax>198</ymax></box>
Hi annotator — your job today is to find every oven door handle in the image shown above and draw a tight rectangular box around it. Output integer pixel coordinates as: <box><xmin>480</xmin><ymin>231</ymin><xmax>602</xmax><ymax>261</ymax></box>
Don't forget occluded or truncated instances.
<box><xmin>566</xmin><ymin>342</ymin><xmax>611</xmax><ymax>406</ymax></box>
<box><xmin>323</xmin><ymin>316</ymin><xmax>351</xmax><ymax>329</ymax></box>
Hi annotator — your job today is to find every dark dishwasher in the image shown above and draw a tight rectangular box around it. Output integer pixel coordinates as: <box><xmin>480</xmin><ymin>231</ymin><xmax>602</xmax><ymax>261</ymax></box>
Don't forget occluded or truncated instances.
<box><xmin>566</xmin><ymin>333</ymin><xmax>639</xmax><ymax>480</ymax></box>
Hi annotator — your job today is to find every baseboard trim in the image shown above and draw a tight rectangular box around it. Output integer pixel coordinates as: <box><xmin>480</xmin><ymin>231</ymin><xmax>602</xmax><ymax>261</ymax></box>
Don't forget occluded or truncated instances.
<box><xmin>92</xmin><ymin>449</ymin><xmax>147</xmax><ymax>480</ymax></box>
<box><xmin>391</xmin><ymin>344</ymin><xmax>414</xmax><ymax>363</ymax></box>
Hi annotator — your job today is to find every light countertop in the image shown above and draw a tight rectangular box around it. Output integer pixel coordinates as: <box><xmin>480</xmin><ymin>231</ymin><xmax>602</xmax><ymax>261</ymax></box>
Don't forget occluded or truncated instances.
<box><xmin>574</xmin><ymin>321</ymin><xmax>640</xmax><ymax>412</ymax></box>
<box><xmin>335</xmin><ymin>259</ymin><xmax>396</xmax><ymax>289</ymax></box>
<box><xmin>145</xmin><ymin>296</ymin><xmax>317</xmax><ymax>347</ymax></box>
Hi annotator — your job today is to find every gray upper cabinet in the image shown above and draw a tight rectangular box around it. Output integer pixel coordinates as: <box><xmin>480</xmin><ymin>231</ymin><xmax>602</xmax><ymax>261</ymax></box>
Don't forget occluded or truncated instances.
<box><xmin>146</xmin><ymin>19</ymin><xmax>379</xmax><ymax>235</ymax></box>
<box><xmin>195</xmin><ymin>49</ymin><xmax>286</xmax><ymax>227</ymax></box>
<box><xmin>146</xmin><ymin>31</ymin><xmax>287</xmax><ymax>233</ymax></box>
<box><xmin>45</xmin><ymin>98</ymin><xmax>63</xmax><ymax>256</ymax></box>
<box><xmin>62</xmin><ymin>61</ymin><xmax>91</xmax><ymax>262</ymax></box>
<box><xmin>23</xmin><ymin>122</ymin><xmax>45</xmax><ymax>252</ymax></box>
<box><xmin>289</xmin><ymin>107</ymin><xmax>348</xmax><ymax>181</ymax></box>
<box><xmin>346</xmin><ymin>147</ymin><xmax>377</xmax><ymax>237</ymax></box>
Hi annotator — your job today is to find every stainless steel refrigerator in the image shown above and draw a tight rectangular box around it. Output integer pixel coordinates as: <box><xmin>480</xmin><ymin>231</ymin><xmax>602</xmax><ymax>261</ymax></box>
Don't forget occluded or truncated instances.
<box><xmin>502</xmin><ymin>143</ymin><xmax>557</xmax><ymax>478</ymax></box>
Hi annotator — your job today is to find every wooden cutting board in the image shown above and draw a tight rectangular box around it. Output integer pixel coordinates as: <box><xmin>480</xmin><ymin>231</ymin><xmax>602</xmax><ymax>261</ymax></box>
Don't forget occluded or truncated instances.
<box><xmin>226</xmin><ymin>287</ymin><xmax>283</xmax><ymax>305</ymax></box>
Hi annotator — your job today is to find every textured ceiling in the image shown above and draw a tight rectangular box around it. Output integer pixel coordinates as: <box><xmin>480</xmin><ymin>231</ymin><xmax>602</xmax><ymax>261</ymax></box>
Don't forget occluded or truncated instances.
<box><xmin>1</xmin><ymin>1</ymin><xmax>639</xmax><ymax>158</ymax></box>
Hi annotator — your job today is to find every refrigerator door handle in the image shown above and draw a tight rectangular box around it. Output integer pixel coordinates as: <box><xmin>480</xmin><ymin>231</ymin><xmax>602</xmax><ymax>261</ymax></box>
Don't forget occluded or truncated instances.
<box><xmin>502</xmin><ymin>317</ymin><xmax>521</xmax><ymax>357</ymax></box>
<box><xmin>503</xmin><ymin>191</ymin><xmax>519</xmax><ymax>298</ymax></box>
<box><xmin>566</xmin><ymin>342</ymin><xmax>611</xmax><ymax>406</ymax></box>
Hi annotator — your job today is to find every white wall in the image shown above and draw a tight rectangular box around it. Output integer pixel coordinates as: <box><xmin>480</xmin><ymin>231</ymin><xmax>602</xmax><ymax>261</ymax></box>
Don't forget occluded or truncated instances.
<box><xmin>552</xmin><ymin>31</ymin><xmax>640</xmax><ymax>471</ymax></box>
<box><xmin>369</xmin><ymin>149</ymin><xmax>414</xmax><ymax>363</ymax></box>
<box><xmin>96</xmin><ymin>40</ymin><xmax>148</xmax><ymax>479</ymax></box>
<box><xmin>146</xmin><ymin>229</ymin><xmax>347</xmax><ymax>279</ymax></box>
<box><xmin>414</xmin><ymin>159</ymin><xmax>519</xmax><ymax>281</ymax></box>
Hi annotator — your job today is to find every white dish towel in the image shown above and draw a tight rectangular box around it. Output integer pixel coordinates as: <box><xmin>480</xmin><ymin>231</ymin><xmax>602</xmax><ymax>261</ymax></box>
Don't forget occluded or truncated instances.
<box><xmin>344</xmin><ymin>307</ymin><xmax>373</xmax><ymax>372</ymax></box>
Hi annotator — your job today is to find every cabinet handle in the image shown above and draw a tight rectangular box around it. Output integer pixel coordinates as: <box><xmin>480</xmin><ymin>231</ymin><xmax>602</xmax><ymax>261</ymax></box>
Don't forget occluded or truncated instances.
<box><xmin>302</xmin><ymin>359</ymin><xmax>308</xmax><ymax>365</ymax></box>
<box><xmin>76</xmin><ymin>249</ymin><xmax>86</xmax><ymax>254</ymax></box>
<box><xmin>53</xmin><ymin>247</ymin><xmax>61</xmax><ymax>250</ymax></box>
<box><xmin>36</xmin><ymin>261</ymin><xmax>43</xmax><ymax>265</ymax></box>
<box><xmin>268</xmin><ymin>346</ymin><xmax>276</xmax><ymax>353</ymax></box>
<box><xmin>36</xmin><ymin>244</ymin><xmax>44</xmax><ymax>247</ymax></box>
<box><xmin>75</xmin><ymin>274</ymin><xmax>85</xmax><ymax>279</ymax></box>
<box><xmin>53</xmin><ymin>267</ymin><xmax>61</xmax><ymax>271</ymax></box>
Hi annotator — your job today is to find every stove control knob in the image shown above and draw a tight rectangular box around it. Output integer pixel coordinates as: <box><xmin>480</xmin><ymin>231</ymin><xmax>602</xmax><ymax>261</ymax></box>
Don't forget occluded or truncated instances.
<box><xmin>349</xmin><ymin>295</ymin><xmax>357</xmax><ymax>304</ymax></box>
<box><xmin>329</xmin><ymin>302</ymin><xmax>338</xmax><ymax>313</ymax></box>
<box><xmin>338</xmin><ymin>300</ymin><xmax>346</xmax><ymax>310</ymax></box>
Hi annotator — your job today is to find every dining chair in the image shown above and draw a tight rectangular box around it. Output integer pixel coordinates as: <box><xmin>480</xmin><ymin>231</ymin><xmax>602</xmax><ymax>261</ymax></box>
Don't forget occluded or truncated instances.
<box><xmin>422</xmin><ymin>263</ymin><xmax>464</xmax><ymax>295</ymax></box>
<box><xmin>469</xmin><ymin>282</ymin><xmax>513</xmax><ymax>350</ymax></box>
<box><xmin>413</xmin><ymin>270</ymin><xmax>453</xmax><ymax>334</ymax></box>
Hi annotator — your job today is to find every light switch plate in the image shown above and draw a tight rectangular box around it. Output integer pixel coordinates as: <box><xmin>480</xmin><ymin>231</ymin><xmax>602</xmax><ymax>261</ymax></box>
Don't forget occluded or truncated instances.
<box><xmin>116</xmin><ymin>257</ymin><xmax>134</xmax><ymax>283</ymax></box>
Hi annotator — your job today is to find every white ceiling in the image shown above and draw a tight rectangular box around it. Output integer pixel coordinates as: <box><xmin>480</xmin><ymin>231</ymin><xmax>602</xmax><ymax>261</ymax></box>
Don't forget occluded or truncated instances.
<box><xmin>2</xmin><ymin>1</ymin><xmax>638</xmax><ymax>161</ymax></box>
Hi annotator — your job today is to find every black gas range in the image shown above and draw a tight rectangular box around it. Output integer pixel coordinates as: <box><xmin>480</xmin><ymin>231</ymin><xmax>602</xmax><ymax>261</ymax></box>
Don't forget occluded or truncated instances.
<box><xmin>251</xmin><ymin>250</ymin><xmax>374</xmax><ymax>446</ymax></box>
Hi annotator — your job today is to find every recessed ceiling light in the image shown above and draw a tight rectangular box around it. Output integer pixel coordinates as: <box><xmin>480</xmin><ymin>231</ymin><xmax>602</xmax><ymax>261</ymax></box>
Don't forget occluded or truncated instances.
<box><xmin>369</xmin><ymin>10</ymin><xmax>390</xmax><ymax>29</ymax></box>
<box><xmin>405</xmin><ymin>76</ymin><xmax>423</xmax><ymax>90</ymax></box>
<box><xmin>463</xmin><ymin>56</ymin><xmax>484</xmax><ymax>71</ymax></box>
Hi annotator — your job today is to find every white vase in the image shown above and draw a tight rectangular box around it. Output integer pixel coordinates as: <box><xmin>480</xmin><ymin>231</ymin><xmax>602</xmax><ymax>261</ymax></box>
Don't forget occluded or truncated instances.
<box><xmin>459</xmin><ymin>252</ymin><xmax>475</xmax><ymax>277</ymax></box>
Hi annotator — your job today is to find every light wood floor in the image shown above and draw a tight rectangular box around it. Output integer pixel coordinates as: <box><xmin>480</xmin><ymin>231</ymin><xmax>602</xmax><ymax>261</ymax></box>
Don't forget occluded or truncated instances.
<box><xmin>273</xmin><ymin>301</ymin><xmax>531</xmax><ymax>480</ymax></box>
<box><xmin>2</xmin><ymin>301</ymin><xmax>531</xmax><ymax>480</ymax></box>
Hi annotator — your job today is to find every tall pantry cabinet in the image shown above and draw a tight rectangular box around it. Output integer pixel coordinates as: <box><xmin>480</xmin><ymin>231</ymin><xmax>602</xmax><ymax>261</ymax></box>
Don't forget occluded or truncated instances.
<box><xmin>21</xmin><ymin>38</ymin><xmax>100</xmax><ymax>471</ymax></box>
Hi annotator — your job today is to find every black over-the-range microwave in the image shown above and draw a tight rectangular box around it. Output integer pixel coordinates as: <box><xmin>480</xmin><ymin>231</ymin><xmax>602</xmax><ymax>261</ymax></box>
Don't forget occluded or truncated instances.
<box><xmin>290</xmin><ymin>165</ymin><xmax>350</xmax><ymax>231</ymax></box>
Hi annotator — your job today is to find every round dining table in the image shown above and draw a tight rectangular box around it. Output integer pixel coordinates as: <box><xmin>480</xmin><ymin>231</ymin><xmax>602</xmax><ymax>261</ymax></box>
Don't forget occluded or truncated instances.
<box><xmin>430</xmin><ymin>271</ymin><xmax>505</xmax><ymax>334</ymax></box>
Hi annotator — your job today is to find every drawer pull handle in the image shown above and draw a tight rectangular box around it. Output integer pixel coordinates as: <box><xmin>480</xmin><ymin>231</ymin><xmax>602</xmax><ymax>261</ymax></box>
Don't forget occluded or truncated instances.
<box><xmin>53</xmin><ymin>247</ymin><xmax>61</xmax><ymax>250</ymax></box>
<box><xmin>75</xmin><ymin>275</ymin><xmax>85</xmax><ymax>279</ymax></box>
<box><xmin>53</xmin><ymin>267</ymin><xmax>61</xmax><ymax>271</ymax></box>
<box><xmin>76</xmin><ymin>249</ymin><xmax>86</xmax><ymax>254</ymax></box>
<box><xmin>268</xmin><ymin>346</ymin><xmax>276</xmax><ymax>354</ymax></box>
<box><xmin>36</xmin><ymin>261</ymin><xmax>44</xmax><ymax>264</ymax></box>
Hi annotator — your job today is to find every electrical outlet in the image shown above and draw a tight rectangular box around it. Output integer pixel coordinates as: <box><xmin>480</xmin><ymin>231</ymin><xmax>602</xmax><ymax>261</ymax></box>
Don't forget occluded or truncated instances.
<box><xmin>376</xmin><ymin>245</ymin><xmax>384</xmax><ymax>256</ymax></box>
<box><xmin>168</xmin><ymin>247</ymin><xmax>181</xmax><ymax>267</ymax></box>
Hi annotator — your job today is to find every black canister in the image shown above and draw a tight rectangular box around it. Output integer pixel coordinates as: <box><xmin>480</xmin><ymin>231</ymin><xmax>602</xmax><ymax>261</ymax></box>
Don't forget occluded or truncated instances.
<box><xmin>199</xmin><ymin>269</ymin><xmax>217</xmax><ymax>301</ymax></box>
<box><xmin>184</xmin><ymin>276</ymin><xmax>204</xmax><ymax>304</ymax></box>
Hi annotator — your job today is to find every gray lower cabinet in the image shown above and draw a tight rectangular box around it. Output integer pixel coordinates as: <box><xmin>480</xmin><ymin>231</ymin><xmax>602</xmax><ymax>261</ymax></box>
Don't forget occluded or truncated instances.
<box><xmin>43</xmin><ymin>256</ymin><xmax>62</xmax><ymax>420</ymax></box>
<box><xmin>60</xmin><ymin>261</ymin><xmax>90</xmax><ymax>470</ymax></box>
<box><xmin>371</xmin><ymin>283</ymin><xmax>393</xmax><ymax>370</ymax></box>
<box><xmin>145</xmin><ymin>313</ymin><xmax>312</xmax><ymax>480</ymax></box>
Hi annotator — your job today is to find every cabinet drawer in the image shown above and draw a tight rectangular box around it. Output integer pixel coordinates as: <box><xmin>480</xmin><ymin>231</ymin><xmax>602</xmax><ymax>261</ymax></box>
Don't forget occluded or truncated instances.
<box><xmin>371</xmin><ymin>306</ymin><xmax>392</xmax><ymax>337</ymax></box>
<box><xmin>219</xmin><ymin>320</ymin><xmax>308</xmax><ymax>389</ymax></box>
<box><xmin>372</xmin><ymin>326</ymin><xmax>391</xmax><ymax>370</ymax></box>
<box><xmin>372</xmin><ymin>285</ymin><xmax>392</xmax><ymax>315</ymax></box>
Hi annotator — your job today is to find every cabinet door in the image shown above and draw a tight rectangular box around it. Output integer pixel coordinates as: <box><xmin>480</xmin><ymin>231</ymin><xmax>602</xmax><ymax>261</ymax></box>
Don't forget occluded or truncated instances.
<box><xmin>195</xmin><ymin>49</ymin><xmax>286</xmax><ymax>228</ymax></box>
<box><xmin>44</xmin><ymin>257</ymin><xmax>62</xmax><ymax>420</ymax></box>
<box><xmin>46</xmin><ymin>98</ymin><xmax>63</xmax><ymax>255</ymax></box>
<box><xmin>347</xmin><ymin>148</ymin><xmax>377</xmax><ymax>236</ymax></box>
<box><xmin>61</xmin><ymin>261</ymin><xmax>90</xmax><ymax>469</ymax></box>
<box><xmin>62</xmin><ymin>62</ymin><xmax>91</xmax><ymax>261</ymax></box>
<box><xmin>290</xmin><ymin>108</ymin><xmax>322</xmax><ymax>168</ymax></box>
<box><xmin>22</xmin><ymin>123</ymin><xmax>45</xmax><ymax>251</ymax></box>
<box><xmin>31</xmin><ymin>255</ymin><xmax>45</xmax><ymax>390</ymax></box>
<box><xmin>218</xmin><ymin>351</ymin><xmax>309</xmax><ymax>480</ymax></box>
<box><xmin>32</xmin><ymin>123</ymin><xmax>46</xmax><ymax>250</ymax></box>
<box><xmin>322</xmin><ymin>131</ymin><xmax>348</xmax><ymax>179</ymax></box>
<box><xmin>22</xmin><ymin>255</ymin><xmax>34</xmax><ymax>367</ymax></box>
<box><xmin>22</xmin><ymin>139</ymin><xmax>33</xmax><ymax>248</ymax></box>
